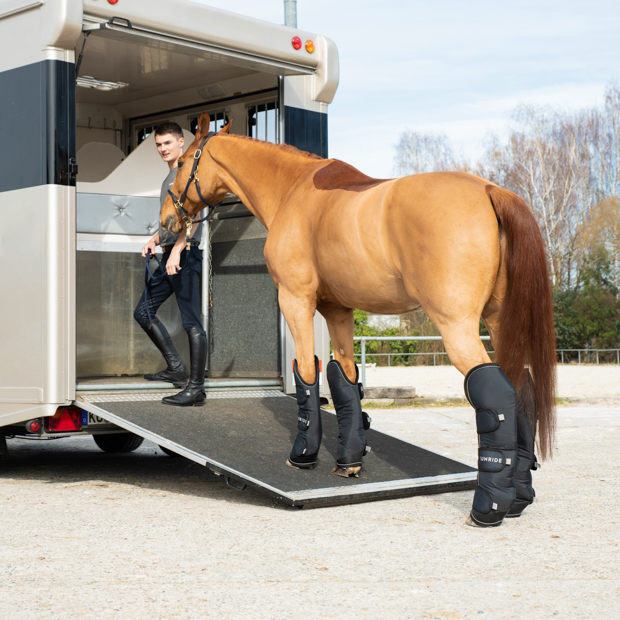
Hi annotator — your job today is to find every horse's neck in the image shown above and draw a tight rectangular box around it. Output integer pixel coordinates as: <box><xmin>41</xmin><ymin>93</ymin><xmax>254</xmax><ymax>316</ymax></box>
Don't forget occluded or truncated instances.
<box><xmin>211</xmin><ymin>136</ymin><xmax>317</xmax><ymax>229</ymax></box>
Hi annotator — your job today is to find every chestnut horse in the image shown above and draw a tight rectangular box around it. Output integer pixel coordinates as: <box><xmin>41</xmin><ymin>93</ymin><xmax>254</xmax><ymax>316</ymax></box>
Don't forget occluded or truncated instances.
<box><xmin>161</xmin><ymin>113</ymin><xmax>556</xmax><ymax>527</ymax></box>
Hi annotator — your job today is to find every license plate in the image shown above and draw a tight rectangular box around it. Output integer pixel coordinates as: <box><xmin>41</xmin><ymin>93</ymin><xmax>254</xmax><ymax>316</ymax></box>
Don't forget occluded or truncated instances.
<box><xmin>81</xmin><ymin>410</ymin><xmax>113</xmax><ymax>427</ymax></box>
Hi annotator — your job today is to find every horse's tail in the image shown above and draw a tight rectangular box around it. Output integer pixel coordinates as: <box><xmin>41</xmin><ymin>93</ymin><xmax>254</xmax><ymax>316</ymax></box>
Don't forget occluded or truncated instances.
<box><xmin>486</xmin><ymin>185</ymin><xmax>556</xmax><ymax>460</ymax></box>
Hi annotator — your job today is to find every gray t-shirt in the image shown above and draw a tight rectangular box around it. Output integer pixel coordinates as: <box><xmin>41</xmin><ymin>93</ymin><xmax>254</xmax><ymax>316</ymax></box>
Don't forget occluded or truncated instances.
<box><xmin>159</xmin><ymin>166</ymin><xmax>202</xmax><ymax>248</ymax></box>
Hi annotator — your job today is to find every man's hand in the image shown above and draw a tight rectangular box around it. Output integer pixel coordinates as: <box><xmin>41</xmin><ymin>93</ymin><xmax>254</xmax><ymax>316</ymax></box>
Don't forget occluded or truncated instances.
<box><xmin>166</xmin><ymin>247</ymin><xmax>183</xmax><ymax>275</ymax></box>
<box><xmin>141</xmin><ymin>237</ymin><xmax>158</xmax><ymax>258</ymax></box>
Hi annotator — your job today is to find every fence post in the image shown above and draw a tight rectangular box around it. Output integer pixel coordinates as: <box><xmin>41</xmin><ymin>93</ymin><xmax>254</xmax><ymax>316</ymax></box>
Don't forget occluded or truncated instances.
<box><xmin>617</xmin><ymin>350</ymin><xmax>619</xmax><ymax>365</ymax></box>
<box><xmin>596</xmin><ymin>350</ymin><xmax>599</xmax><ymax>364</ymax></box>
<box><xmin>578</xmin><ymin>350</ymin><xmax>581</xmax><ymax>364</ymax></box>
<box><xmin>561</xmin><ymin>350</ymin><xmax>564</xmax><ymax>364</ymax></box>
<box><xmin>361</xmin><ymin>339</ymin><xmax>366</xmax><ymax>387</ymax></box>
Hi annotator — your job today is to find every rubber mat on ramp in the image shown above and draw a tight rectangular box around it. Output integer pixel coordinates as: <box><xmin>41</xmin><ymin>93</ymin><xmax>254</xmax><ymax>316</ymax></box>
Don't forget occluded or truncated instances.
<box><xmin>77</xmin><ymin>390</ymin><xmax>477</xmax><ymax>507</ymax></box>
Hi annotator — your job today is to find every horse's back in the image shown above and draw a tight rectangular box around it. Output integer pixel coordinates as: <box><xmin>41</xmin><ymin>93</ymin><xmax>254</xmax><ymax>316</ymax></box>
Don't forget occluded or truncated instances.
<box><xmin>375</xmin><ymin>171</ymin><xmax>501</xmax><ymax>314</ymax></box>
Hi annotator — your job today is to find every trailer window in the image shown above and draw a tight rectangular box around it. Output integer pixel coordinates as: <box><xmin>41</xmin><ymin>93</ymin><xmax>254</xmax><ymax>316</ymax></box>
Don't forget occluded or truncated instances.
<box><xmin>248</xmin><ymin>102</ymin><xmax>278</xmax><ymax>143</ymax></box>
<box><xmin>136</xmin><ymin>125</ymin><xmax>155</xmax><ymax>145</ymax></box>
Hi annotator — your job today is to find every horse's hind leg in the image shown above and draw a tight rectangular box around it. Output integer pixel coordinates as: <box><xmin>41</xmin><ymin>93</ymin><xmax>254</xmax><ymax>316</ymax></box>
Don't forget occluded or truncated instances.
<box><xmin>278</xmin><ymin>289</ymin><xmax>323</xmax><ymax>470</ymax></box>
<box><xmin>318</xmin><ymin>304</ymin><xmax>369</xmax><ymax>478</ymax></box>
<box><xmin>431</xmin><ymin>316</ymin><xmax>518</xmax><ymax>528</ymax></box>
<box><xmin>483</xmin><ymin>306</ymin><xmax>539</xmax><ymax>518</ymax></box>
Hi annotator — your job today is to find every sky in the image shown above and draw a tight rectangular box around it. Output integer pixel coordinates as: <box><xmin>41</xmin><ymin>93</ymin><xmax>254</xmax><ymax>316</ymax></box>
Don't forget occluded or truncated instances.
<box><xmin>194</xmin><ymin>0</ymin><xmax>620</xmax><ymax>178</ymax></box>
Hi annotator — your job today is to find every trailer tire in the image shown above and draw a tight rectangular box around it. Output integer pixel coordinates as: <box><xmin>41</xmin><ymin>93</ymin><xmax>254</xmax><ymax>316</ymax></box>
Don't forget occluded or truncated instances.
<box><xmin>93</xmin><ymin>433</ymin><xmax>144</xmax><ymax>453</ymax></box>
<box><xmin>159</xmin><ymin>445</ymin><xmax>181</xmax><ymax>457</ymax></box>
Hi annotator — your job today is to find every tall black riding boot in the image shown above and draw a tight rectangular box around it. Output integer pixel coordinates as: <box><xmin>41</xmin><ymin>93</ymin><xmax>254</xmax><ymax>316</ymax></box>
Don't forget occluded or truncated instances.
<box><xmin>287</xmin><ymin>357</ymin><xmax>322</xmax><ymax>469</ymax></box>
<box><xmin>327</xmin><ymin>360</ymin><xmax>371</xmax><ymax>478</ymax></box>
<box><xmin>507</xmin><ymin>380</ymin><xmax>539</xmax><ymax>518</ymax></box>
<box><xmin>162</xmin><ymin>326</ymin><xmax>207</xmax><ymax>407</ymax></box>
<box><xmin>465</xmin><ymin>363</ymin><xmax>518</xmax><ymax>527</ymax></box>
<box><xmin>142</xmin><ymin>318</ymin><xmax>189</xmax><ymax>386</ymax></box>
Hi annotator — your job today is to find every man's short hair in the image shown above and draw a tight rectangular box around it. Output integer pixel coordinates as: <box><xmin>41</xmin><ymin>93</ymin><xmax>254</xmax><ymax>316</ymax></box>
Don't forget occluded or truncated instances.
<box><xmin>154</xmin><ymin>121</ymin><xmax>184</xmax><ymax>140</ymax></box>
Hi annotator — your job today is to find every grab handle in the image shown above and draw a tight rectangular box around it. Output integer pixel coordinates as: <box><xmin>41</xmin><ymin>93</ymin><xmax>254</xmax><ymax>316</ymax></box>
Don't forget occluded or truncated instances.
<box><xmin>107</xmin><ymin>16</ymin><xmax>132</xmax><ymax>28</ymax></box>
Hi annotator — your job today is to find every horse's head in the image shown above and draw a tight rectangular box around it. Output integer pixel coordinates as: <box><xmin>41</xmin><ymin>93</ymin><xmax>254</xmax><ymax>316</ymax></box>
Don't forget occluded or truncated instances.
<box><xmin>161</xmin><ymin>111</ymin><xmax>232</xmax><ymax>234</ymax></box>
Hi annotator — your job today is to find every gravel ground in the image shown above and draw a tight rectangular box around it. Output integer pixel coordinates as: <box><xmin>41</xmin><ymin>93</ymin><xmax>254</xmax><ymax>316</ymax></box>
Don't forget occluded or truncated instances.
<box><xmin>365</xmin><ymin>364</ymin><xmax>620</xmax><ymax>402</ymax></box>
<box><xmin>0</xmin><ymin>403</ymin><xmax>618</xmax><ymax>619</ymax></box>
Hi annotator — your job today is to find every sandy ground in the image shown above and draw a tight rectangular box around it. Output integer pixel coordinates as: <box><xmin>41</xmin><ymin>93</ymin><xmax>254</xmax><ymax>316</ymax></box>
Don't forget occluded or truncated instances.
<box><xmin>364</xmin><ymin>364</ymin><xmax>620</xmax><ymax>402</ymax></box>
<box><xmin>0</xmin><ymin>403</ymin><xmax>618</xmax><ymax>619</ymax></box>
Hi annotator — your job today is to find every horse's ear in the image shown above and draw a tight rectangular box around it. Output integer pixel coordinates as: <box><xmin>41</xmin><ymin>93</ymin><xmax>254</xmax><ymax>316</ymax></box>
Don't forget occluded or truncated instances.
<box><xmin>218</xmin><ymin>119</ymin><xmax>233</xmax><ymax>134</ymax></box>
<box><xmin>196</xmin><ymin>112</ymin><xmax>211</xmax><ymax>138</ymax></box>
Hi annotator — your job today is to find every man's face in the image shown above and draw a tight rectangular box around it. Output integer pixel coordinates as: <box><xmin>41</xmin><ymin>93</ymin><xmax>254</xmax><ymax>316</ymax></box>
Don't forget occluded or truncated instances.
<box><xmin>155</xmin><ymin>133</ymin><xmax>185</xmax><ymax>164</ymax></box>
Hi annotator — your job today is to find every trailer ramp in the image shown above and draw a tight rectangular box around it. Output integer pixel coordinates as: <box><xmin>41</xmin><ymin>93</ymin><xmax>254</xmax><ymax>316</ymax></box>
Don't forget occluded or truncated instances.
<box><xmin>77</xmin><ymin>390</ymin><xmax>476</xmax><ymax>507</ymax></box>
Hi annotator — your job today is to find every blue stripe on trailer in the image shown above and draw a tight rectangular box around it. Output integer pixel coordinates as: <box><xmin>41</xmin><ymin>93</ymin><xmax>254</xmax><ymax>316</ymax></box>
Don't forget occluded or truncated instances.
<box><xmin>0</xmin><ymin>59</ymin><xmax>75</xmax><ymax>193</ymax></box>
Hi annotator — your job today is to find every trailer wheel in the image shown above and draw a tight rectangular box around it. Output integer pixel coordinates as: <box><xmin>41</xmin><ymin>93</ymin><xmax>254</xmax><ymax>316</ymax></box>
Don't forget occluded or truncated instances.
<box><xmin>93</xmin><ymin>433</ymin><xmax>144</xmax><ymax>453</ymax></box>
<box><xmin>159</xmin><ymin>445</ymin><xmax>181</xmax><ymax>457</ymax></box>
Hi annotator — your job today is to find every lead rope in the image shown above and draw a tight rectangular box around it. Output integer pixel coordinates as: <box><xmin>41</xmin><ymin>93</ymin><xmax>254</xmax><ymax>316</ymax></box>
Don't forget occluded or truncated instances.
<box><xmin>208</xmin><ymin>220</ymin><xmax>214</xmax><ymax>309</ymax></box>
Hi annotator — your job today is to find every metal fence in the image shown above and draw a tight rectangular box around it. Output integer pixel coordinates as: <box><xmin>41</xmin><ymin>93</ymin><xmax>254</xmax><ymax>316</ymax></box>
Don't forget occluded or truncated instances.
<box><xmin>352</xmin><ymin>336</ymin><xmax>620</xmax><ymax>386</ymax></box>
<box><xmin>353</xmin><ymin>336</ymin><xmax>490</xmax><ymax>386</ymax></box>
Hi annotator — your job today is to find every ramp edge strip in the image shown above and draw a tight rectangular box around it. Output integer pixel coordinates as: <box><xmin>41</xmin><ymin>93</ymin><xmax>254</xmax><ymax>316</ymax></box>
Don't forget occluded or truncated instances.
<box><xmin>286</xmin><ymin>471</ymin><xmax>477</xmax><ymax>500</ymax></box>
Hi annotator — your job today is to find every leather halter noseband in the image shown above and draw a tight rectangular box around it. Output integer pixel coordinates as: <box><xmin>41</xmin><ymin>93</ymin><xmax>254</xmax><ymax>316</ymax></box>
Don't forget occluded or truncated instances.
<box><xmin>167</xmin><ymin>131</ymin><xmax>223</xmax><ymax>249</ymax></box>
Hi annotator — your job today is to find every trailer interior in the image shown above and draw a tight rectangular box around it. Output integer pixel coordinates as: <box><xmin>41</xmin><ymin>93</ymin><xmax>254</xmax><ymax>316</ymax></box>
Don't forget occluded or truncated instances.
<box><xmin>74</xmin><ymin>20</ymin><xmax>290</xmax><ymax>390</ymax></box>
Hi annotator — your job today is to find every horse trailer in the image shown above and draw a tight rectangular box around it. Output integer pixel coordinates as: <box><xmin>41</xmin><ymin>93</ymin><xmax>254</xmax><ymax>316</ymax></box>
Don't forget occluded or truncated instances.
<box><xmin>0</xmin><ymin>0</ymin><xmax>476</xmax><ymax>506</ymax></box>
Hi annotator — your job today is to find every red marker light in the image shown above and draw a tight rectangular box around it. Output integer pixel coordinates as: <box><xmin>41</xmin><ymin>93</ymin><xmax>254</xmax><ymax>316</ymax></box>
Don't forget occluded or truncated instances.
<box><xmin>26</xmin><ymin>420</ymin><xmax>41</xmax><ymax>433</ymax></box>
<box><xmin>305</xmin><ymin>40</ymin><xmax>315</xmax><ymax>53</ymax></box>
<box><xmin>108</xmin><ymin>0</ymin><xmax>119</xmax><ymax>4</ymax></box>
<box><xmin>292</xmin><ymin>36</ymin><xmax>302</xmax><ymax>50</ymax></box>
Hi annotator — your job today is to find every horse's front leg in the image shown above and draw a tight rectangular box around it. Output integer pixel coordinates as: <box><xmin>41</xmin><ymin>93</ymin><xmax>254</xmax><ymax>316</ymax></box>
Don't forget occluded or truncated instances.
<box><xmin>319</xmin><ymin>304</ymin><xmax>370</xmax><ymax>478</ymax></box>
<box><xmin>278</xmin><ymin>288</ymin><xmax>323</xmax><ymax>470</ymax></box>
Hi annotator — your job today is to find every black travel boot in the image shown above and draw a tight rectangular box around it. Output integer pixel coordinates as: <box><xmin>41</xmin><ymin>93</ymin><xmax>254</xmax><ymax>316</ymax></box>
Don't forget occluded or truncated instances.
<box><xmin>465</xmin><ymin>363</ymin><xmax>518</xmax><ymax>527</ymax></box>
<box><xmin>327</xmin><ymin>360</ymin><xmax>371</xmax><ymax>478</ymax></box>
<box><xmin>162</xmin><ymin>326</ymin><xmax>207</xmax><ymax>407</ymax></box>
<box><xmin>506</xmin><ymin>377</ymin><xmax>539</xmax><ymax>518</ymax></box>
<box><xmin>287</xmin><ymin>356</ymin><xmax>322</xmax><ymax>469</ymax></box>
<box><xmin>142</xmin><ymin>318</ymin><xmax>189</xmax><ymax>386</ymax></box>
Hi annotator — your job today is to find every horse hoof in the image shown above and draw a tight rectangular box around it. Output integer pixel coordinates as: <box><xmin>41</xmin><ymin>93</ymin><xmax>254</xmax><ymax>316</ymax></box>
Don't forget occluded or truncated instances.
<box><xmin>286</xmin><ymin>459</ymin><xmax>316</xmax><ymax>470</ymax></box>
<box><xmin>332</xmin><ymin>464</ymin><xmax>361</xmax><ymax>478</ymax></box>
<box><xmin>465</xmin><ymin>514</ymin><xmax>504</xmax><ymax>528</ymax></box>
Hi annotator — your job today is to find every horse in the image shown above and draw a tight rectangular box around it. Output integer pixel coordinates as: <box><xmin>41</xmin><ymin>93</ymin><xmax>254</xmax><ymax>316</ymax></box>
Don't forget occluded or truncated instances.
<box><xmin>161</xmin><ymin>112</ymin><xmax>556</xmax><ymax>528</ymax></box>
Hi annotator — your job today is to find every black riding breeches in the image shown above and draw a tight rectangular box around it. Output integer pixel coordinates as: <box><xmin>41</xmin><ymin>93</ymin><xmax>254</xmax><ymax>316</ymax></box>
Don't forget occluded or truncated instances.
<box><xmin>133</xmin><ymin>244</ymin><xmax>203</xmax><ymax>332</ymax></box>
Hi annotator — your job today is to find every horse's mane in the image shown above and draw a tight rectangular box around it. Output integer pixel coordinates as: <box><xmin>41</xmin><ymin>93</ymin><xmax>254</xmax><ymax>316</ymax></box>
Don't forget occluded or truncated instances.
<box><xmin>218</xmin><ymin>133</ymin><xmax>324</xmax><ymax>160</ymax></box>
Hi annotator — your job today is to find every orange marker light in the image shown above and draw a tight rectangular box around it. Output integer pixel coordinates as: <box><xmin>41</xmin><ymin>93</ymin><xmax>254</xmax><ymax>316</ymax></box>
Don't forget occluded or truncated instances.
<box><xmin>292</xmin><ymin>36</ymin><xmax>302</xmax><ymax>50</ymax></box>
<box><xmin>305</xmin><ymin>40</ymin><xmax>315</xmax><ymax>53</ymax></box>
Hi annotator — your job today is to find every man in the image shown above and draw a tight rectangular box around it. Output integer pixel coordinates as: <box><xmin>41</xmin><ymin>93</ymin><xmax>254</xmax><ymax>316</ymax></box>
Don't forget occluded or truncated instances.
<box><xmin>133</xmin><ymin>121</ymin><xmax>207</xmax><ymax>407</ymax></box>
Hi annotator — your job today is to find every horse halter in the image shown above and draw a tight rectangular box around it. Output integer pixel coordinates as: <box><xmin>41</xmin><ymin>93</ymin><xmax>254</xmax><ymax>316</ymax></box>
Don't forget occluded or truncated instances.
<box><xmin>167</xmin><ymin>131</ymin><xmax>223</xmax><ymax>249</ymax></box>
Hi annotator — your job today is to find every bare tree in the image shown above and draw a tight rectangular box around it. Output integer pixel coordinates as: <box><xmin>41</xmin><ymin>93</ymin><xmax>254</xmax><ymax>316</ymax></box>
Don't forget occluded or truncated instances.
<box><xmin>480</xmin><ymin>106</ymin><xmax>594</xmax><ymax>287</ymax></box>
<box><xmin>590</xmin><ymin>84</ymin><xmax>620</xmax><ymax>201</ymax></box>
<box><xmin>393</xmin><ymin>130</ymin><xmax>457</xmax><ymax>176</ymax></box>
<box><xmin>393</xmin><ymin>85</ymin><xmax>620</xmax><ymax>290</ymax></box>
<box><xmin>578</xmin><ymin>197</ymin><xmax>620</xmax><ymax>288</ymax></box>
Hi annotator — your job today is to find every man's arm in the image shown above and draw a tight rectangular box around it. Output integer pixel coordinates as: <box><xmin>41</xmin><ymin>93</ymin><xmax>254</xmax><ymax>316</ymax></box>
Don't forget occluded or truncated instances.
<box><xmin>165</xmin><ymin>218</ymin><xmax>199</xmax><ymax>276</ymax></box>
<box><xmin>141</xmin><ymin>232</ymin><xmax>160</xmax><ymax>259</ymax></box>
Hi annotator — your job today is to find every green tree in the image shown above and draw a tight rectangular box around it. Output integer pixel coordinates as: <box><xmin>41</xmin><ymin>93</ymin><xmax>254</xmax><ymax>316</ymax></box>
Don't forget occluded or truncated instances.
<box><xmin>554</xmin><ymin>248</ymin><xmax>620</xmax><ymax>353</ymax></box>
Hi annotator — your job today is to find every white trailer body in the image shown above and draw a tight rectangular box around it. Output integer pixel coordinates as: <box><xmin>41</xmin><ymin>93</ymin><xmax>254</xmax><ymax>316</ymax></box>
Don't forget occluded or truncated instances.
<box><xmin>0</xmin><ymin>0</ymin><xmax>337</xmax><ymax>428</ymax></box>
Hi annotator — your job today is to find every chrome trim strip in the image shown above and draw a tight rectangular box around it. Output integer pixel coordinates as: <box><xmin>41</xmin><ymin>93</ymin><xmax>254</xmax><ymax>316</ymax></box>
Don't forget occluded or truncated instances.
<box><xmin>0</xmin><ymin>0</ymin><xmax>43</xmax><ymax>21</ymax></box>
